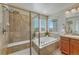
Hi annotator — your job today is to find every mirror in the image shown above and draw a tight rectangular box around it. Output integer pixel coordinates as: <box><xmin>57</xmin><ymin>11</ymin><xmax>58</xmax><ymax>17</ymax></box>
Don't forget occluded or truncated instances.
<box><xmin>66</xmin><ymin>16</ymin><xmax>79</xmax><ymax>35</ymax></box>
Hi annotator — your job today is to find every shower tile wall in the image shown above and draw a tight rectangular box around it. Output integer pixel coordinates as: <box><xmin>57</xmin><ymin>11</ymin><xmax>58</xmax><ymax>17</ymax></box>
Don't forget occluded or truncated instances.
<box><xmin>9</xmin><ymin>8</ymin><xmax>30</xmax><ymax>43</ymax></box>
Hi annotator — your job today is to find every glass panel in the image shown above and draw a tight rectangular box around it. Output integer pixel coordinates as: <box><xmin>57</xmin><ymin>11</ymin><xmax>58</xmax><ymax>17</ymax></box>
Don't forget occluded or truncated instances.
<box><xmin>31</xmin><ymin>13</ymin><xmax>39</xmax><ymax>55</ymax></box>
<box><xmin>33</xmin><ymin>16</ymin><xmax>39</xmax><ymax>32</ymax></box>
<box><xmin>39</xmin><ymin>16</ymin><xmax>47</xmax><ymax>55</ymax></box>
<box><xmin>40</xmin><ymin>16</ymin><xmax>46</xmax><ymax>32</ymax></box>
<box><xmin>48</xmin><ymin>19</ymin><xmax>54</xmax><ymax>32</ymax></box>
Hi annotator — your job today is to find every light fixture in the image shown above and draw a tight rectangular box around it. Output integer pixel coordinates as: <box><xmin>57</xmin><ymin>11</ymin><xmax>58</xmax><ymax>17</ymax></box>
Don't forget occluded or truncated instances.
<box><xmin>65</xmin><ymin>7</ymin><xmax>79</xmax><ymax>17</ymax></box>
<box><xmin>65</xmin><ymin>11</ymin><xmax>70</xmax><ymax>15</ymax></box>
<box><xmin>71</xmin><ymin>8</ymin><xmax>77</xmax><ymax>13</ymax></box>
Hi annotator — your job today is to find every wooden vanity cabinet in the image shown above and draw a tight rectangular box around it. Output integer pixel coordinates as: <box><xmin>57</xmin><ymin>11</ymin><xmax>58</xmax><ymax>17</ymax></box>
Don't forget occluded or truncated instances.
<box><xmin>60</xmin><ymin>36</ymin><xmax>79</xmax><ymax>55</ymax></box>
<box><xmin>70</xmin><ymin>39</ymin><xmax>79</xmax><ymax>55</ymax></box>
<box><xmin>60</xmin><ymin>37</ymin><xmax>70</xmax><ymax>54</ymax></box>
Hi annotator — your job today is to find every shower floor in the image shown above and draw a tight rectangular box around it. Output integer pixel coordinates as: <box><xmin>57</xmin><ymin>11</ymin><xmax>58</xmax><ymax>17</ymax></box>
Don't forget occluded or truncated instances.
<box><xmin>10</xmin><ymin>48</ymin><xmax>63</xmax><ymax>55</ymax></box>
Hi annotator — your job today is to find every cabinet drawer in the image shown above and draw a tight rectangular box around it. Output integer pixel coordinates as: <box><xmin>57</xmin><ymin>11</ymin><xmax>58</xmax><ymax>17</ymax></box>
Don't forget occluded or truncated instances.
<box><xmin>70</xmin><ymin>39</ymin><xmax>79</xmax><ymax>44</ymax></box>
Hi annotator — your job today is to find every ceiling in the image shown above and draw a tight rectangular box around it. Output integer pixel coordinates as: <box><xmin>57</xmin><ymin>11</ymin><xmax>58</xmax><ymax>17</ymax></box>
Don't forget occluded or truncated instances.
<box><xmin>8</xmin><ymin>3</ymin><xmax>75</xmax><ymax>16</ymax></box>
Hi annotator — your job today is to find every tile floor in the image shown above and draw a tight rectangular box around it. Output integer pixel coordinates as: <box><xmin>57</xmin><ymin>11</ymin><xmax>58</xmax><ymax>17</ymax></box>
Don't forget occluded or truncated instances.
<box><xmin>10</xmin><ymin>48</ymin><xmax>63</xmax><ymax>55</ymax></box>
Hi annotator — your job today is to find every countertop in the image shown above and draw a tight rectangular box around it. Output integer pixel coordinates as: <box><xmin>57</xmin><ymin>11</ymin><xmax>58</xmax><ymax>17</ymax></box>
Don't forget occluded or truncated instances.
<box><xmin>61</xmin><ymin>34</ymin><xmax>79</xmax><ymax>40</ymax></box>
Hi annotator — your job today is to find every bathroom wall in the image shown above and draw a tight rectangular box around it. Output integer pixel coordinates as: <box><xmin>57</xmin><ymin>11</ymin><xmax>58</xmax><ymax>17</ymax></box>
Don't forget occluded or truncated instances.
<box><xmin>56</xmin><ymin>13</ymin><xmax>66</xmax><ymax>35</ymax></box>
<box><xmin>50</xmin><ymin>8</ymin><xmax>68</xmax><ymax>35</ymax></box>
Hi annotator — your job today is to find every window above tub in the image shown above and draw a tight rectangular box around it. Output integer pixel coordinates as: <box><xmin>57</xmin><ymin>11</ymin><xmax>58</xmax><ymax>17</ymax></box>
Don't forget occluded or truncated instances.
<box><xmin>33</xmin><ymin>15</ymin><xmax>58</xmax><ymax>33</ymax></box>
<box><xmin>33</xmin><ymin>15</ymin><xmax>46</xmax><ymax>32</ymax></box>
<box><xmin>48</xmin><ymin>19</ymin><xmax>58</xmax><ymax>32</ymax></box>
<box><xmin>40</xmin><ymin>16</ymin><xmax>46</xmax><ymax>32</ymax></box>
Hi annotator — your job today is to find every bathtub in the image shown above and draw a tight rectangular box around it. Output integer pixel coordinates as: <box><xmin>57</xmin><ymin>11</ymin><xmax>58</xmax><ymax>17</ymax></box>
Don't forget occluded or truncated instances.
<box><xmin>32</xmin><ymin>37</ymin><xmax>59</xmax><ymax>54</ymax></box>
<box><xmin>33</xmin><ymin>37</ymin><xmax>59</xmax><ymax>48</ymax></box>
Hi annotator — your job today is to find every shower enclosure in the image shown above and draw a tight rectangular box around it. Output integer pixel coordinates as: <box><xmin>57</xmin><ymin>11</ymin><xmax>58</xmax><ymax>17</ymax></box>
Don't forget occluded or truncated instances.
<box><xmin>0</xmin><ymin>4</ymin><xmax>58</xmax><ymax>55</ymax></box>
<box><xmin>2</xmin><ymin>5</ymin><xmax>30</xmax><ymax>55</ymax></box>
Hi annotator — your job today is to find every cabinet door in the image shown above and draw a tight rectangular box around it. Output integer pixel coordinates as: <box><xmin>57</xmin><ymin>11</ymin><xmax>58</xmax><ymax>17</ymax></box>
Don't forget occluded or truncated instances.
<box><xmin>70</xmin><ymin>39</ymin><xmax>79</xmax><ymax>55</ymax></box>
<box><xmin>60</xmin><ymin>37</ymin><xmax>70</xmax><ymax>54</ymax></box>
